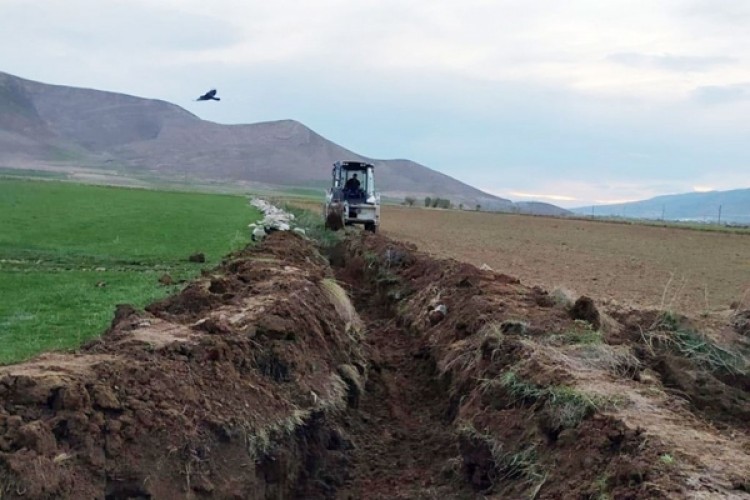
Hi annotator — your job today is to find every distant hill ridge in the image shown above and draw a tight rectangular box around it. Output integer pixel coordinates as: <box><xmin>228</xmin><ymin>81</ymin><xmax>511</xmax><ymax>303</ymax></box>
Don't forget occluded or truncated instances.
<box><xmin>572</xmin><ymin>188</ymin><xmax>750</xmax><ymax>224</ymax></box>
<box><xmin>0</xmin><ymin>71</ymin><xmax>569</xmax><ymax>214</ymax></box>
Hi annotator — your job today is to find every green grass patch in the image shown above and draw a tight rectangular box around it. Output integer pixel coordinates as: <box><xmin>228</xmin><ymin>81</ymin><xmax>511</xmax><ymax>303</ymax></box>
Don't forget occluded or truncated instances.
<box><xmin>564</xmin><ymin>329</ymin><xmax>603</xmax><ymax>344</ymax></box>
<box><xmin>552</xmin><ymin>320</ymin><xmax>603</xmax><ymax>345</ymax></box>
<box><xmin>0</xmin><ymin>179</ymin><xmax>259</xmax><ymax>364</ymax></box>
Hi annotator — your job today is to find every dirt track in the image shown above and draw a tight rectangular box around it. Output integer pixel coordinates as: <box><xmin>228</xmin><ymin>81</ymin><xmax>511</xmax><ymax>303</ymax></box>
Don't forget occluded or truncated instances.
<box><xmin>0</xmin><ymin>231</ymin><xmax>749</xmax><ymax>498</ymax></box>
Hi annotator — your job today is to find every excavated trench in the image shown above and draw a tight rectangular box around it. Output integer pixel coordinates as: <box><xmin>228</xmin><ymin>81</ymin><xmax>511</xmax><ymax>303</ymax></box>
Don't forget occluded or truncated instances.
<box><xmin>0</xmin><ymin>231</ymin><xmax>749</xmax><ymax>499</ymax></box>
<box><xmin>299</xmin><ymin>279</ymin><xmax>475</xmax><ymax>499</ymax></box>
<box><xmin>308</xmin><ymin>233</ymin><xmax>750</xmax><ymax>499</ymax></box>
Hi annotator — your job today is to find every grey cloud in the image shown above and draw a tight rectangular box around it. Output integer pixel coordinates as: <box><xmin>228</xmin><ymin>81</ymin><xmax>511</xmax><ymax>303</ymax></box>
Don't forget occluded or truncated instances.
<box><xmin>692</xmin><ymin>83</ymin><xmax>750</xmax><ymax>104</ymax></box>
<box><xmin>607</xmin><ymin>52</ymin><xmax>736</xmax><ymax>72</ymax></box>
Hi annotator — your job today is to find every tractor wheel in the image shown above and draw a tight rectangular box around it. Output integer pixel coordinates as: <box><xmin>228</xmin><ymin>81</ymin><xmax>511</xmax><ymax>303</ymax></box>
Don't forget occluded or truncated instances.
<box><xmin>365</xmin><ymin>222</ymin><xmax>377</xmax><ymax>233</ymax></box>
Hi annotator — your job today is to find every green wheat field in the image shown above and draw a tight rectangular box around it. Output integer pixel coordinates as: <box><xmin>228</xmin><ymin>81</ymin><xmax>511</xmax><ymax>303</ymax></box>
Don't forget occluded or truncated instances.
<box><xmin>0</xmin><ymin>179</ymin><xmax>259</xmax><ymax>364</ymax></box>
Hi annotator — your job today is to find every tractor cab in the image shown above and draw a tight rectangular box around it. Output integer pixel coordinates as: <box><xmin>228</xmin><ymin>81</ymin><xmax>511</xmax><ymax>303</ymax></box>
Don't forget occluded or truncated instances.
<box><xmin>331</xmin><ymin>162</ymin><xmax>375</xmax><ymax>202</ymax></box>
<box><xmin>325</xmin><ymin>161</ymin><xmax>380</xmax><ymax>232</ymax></box>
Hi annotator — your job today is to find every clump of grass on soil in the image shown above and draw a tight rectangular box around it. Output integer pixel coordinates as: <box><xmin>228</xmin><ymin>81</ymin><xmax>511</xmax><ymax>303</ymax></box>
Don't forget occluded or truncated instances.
<box><xmin>458</xmin><ymin>423</ymin><xmax>547</xmax><ymax>492</ymax></box>
<box><xmin>645</xmin><ymin>311</ymin><xmax>748</xmax><ymax>374</ymax></box>
<box><xmin>545</xmin><ymin>320</ymin><xmax>603</xmax><ymax>345</ymax></box>
<box><xmin>659</xmin><ymin>453</ymin><xmax>675</xmax><ymax>466</ymax></box>
<box><xmin>0</xmin><ymin>179</ymin><xmax>260</xmax><ymax>364</ymax></box>
<box><xmin>595</xmin><ymin>473</ymin><xmax>612</xmax><ymax>500</ymax></box>
<box><xmin>491</xmin><ymin>371</ymin><xmax>619</xmax><ymax>429</ymax></box>
<box><xmin>550</xmin><ymin>287</ymin><xmax>576</xmax><ymax>309</ymax></box>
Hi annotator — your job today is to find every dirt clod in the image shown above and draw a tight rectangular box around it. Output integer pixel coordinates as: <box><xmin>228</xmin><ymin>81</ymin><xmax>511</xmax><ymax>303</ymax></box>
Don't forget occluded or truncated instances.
<box><xmin>158</xmin><ymin>273</ymin><xmax>173</xmax><ymax>285</ymax></box>
<box><xmin>188</xmin><ymin>252</ymin><xmax>205</xmax><ymax>263</ymax></box>
<box><xmin>428</xmin><ymin>304</ymin><xmax>447</xmax><ymax>325</ymax></box>
<box><xmin>570</xmin><ymin>295</ymin><xmax>601</xmax><ymax>328</ymax></box>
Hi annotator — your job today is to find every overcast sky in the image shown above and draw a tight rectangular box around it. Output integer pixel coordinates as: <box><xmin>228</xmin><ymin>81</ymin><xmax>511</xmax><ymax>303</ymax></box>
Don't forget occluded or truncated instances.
<box><xmin>2</xmin><ymin>0</ymin><xmax>750</xmax><ymax>207</ymax></box>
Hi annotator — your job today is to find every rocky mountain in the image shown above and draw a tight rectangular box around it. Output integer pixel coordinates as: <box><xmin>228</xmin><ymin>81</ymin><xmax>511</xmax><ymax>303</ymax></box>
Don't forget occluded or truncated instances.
<box><xmin>0</xmin><ymin>71</ymin><xmax>556</xmax><ymax>212</ymax></box>
<box><xmin>572</xmin><ymin>188</ymin><xmax>750</xmax><ymax>224</ymax></box>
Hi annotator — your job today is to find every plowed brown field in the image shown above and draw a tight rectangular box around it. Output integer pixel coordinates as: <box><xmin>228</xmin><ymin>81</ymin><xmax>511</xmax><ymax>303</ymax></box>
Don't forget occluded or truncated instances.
<box><xmin>377</xmin><ymin>206</ymin><xmax>750</xmax><ymax>315</ymax></box>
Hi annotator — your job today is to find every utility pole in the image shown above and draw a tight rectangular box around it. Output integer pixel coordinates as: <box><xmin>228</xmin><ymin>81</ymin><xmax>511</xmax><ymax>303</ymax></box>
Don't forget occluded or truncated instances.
<box><xmin>591</xmin><ymin>206</ymin><xmax>595</xmax><ymax>218</ymax></box>
<box><xmin>718</xmin><ymin>205</ymin><xmax>722</xmax><ymax>225</ymax></box>
<box><xmin>661</xmin><ymin>205</ymin><xmax>665</xmax><ymax>221</ymax></box>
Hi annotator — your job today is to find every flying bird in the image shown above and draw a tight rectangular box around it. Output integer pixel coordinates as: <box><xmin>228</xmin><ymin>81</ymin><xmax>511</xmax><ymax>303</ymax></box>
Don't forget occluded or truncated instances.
<box><xmin>196</xmin><ymin>89</ymin><xmax>220</xmax><ymax>101</ymax></box>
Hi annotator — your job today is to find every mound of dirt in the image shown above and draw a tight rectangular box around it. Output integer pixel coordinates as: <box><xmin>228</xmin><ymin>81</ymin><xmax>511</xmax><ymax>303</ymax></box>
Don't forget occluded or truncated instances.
<box><xmin>0</xmin><ymin>232</ymin><xmax>365</xmax><ymax>499</ymax></box>
<box><xmin>330</xmin><ymin>232</ymin><xmax>750</xmax><ymax>499</ymax></box>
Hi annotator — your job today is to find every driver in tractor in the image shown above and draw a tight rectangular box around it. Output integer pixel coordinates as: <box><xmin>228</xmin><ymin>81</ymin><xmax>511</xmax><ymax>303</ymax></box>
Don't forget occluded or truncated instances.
<box><xmin>344</xmin><ymin>173</ymin><xmax>361</xmax><ymax>192</ymax></box>
<box><xmin>344</xmin><ymin>173</ymin><xmax>363</xmax><ymax>200</ymax></box>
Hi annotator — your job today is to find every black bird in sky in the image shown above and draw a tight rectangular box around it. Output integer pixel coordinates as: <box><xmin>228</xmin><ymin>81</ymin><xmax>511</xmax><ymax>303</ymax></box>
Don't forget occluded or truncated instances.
<box><xmin>196</xmin><ymin>89</ymin><xmax>220</xmax><ymax>101</ymax></box>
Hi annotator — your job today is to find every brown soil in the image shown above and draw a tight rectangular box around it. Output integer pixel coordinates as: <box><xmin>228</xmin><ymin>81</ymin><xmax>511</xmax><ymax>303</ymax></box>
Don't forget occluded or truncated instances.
<box><xmin>375</xmin><ymin>205</ymin><xmax>750</xmax><ymax>316</ymax></box>
<box><xmin>0</xmin><ymin>232</ymin><xmax>365</xmax><ymax>499</ymax></box>
<box><xmin>1</xmin><ymin>227</ymin><xmax>749</xmax><ymax>499</ymax></box>
<box><xmin>330</xmin><ymin>321</ymin><xmax>474</xmax><ymax>498</ymax></box>
<box><xmin>328</xmin><ymin>232</ymin><xmax>750</xmax><ymax>499</ymax></box>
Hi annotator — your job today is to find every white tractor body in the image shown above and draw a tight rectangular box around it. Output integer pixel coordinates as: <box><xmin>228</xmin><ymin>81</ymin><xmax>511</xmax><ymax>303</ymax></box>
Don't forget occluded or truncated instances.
<box><xmin>324</xmin><ymin>161</ymin><xmax>380</xmax><ymax>232</ymax></box>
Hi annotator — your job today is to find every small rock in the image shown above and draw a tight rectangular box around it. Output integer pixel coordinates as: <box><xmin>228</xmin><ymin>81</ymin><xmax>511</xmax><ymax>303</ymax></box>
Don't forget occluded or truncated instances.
<box><xmin>158</xmin><ymin>273</ymin><xmax>173</xmax><ymax>285</ymax></box>
<box><xmin>479</xmin><ymin>263</ymin><xmax>493</xmax><ymax>271</ymax></box>
<box><xmin>95</xmin><ymin>281</ymin><xmax>107</xmax><ymax>288</ymax></box>
<box><xmin>251</xmin><ymin>226</ymin><xmax>267</xmax><ymax>242</ymax></box>
<box><xmin>429</xmin><ymin>304</ymin><xmax>447</xmax><ymax>325</ymax></box>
